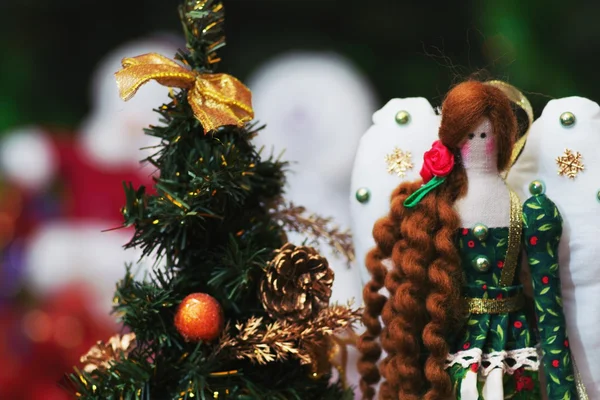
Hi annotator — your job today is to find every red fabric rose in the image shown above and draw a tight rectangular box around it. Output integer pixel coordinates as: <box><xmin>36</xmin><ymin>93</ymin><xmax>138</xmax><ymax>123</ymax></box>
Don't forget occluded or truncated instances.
<box><xmin>552</xmin><ymin>359</ymin><xmax>560</xmax><ymax>368</ymax></box>
<box><xmin>542</xmin><ymin>276</ymin><xmax>549</xmax><ymax>284</ymax></box>
<box><xmin>467</xmin><ymin>241</ymin><xmax>475</xmax><ymax>248</ymax></box>
<box><xmin>463</xmin><ymin>342</ymin><xmax>470</xmax><ymax>350</ymax></box>
<box><xmin>497</xmin><ymin>261</ymin><xmax>504</xmax><ymax>269</ymax></box>
<box><xmin>529</xmin><ymin>236</ymin><xmax>538</xmax><ymax>246</ymax></box>
<box><xmin>565</xmin><ymin>339</ymin><xmax>569</xmax><ymax>347</ymax></box>
<box><xmin>420</xmin><ymin>140</ymin><xmax>455</xmax><ymax>183</ymax></box>
<box><xmin>462</xmin><ymin>228</ymin><xmax>469</xmax><ymax>236</ymax></box>
<box><xmin>470</xmin><ymin>363</ymin><xmax>479</xmax><ymax>372</ymax></box>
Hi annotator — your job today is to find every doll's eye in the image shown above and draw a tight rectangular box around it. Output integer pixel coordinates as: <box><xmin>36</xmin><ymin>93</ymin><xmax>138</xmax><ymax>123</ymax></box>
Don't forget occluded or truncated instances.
<box><xmin>468</xmin><ymin>133</ymin><xmax>475</xmax><ymax>140</ymax></box>
<box><xmin>480</xmin><ymin>133</ymin><xmax>487</xmax><ymax>139</ymax></box>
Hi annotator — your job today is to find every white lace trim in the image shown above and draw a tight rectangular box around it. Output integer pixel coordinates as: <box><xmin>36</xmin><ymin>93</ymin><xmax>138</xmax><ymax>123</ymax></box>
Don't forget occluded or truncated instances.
<box><xmin>445</xmin><ymin>347</ymin><xmax>540</xmax><ymax>376</ymax></box>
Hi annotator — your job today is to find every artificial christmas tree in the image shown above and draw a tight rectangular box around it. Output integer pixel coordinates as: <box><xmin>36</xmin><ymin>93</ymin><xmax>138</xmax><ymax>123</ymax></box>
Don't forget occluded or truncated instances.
<box><xmin>67</xmin><ymin>1</ymin><xmax>359</xmax><ymax>399</ymax></box>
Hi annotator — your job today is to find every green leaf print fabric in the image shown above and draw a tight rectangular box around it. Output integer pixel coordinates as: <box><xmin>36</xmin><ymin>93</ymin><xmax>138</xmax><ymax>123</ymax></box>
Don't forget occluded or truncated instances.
<box><xmin>453</xmin><ymin>226</ymin><xmax>533</xmax><ymax>355</ymax></box>
<box><xmin>450</xmin><ymin>226</ymin><xmax>540</xmax><ymax>399</ymax></box>
<box><xmin>522</xmin><ymin>194</ymin><xmax>577</xmax><ymax>400</ymax></box>
<box><xmin>447</xmin><ymin>192</ymin><xmax>578</xmax><ymax>400</ymax></box>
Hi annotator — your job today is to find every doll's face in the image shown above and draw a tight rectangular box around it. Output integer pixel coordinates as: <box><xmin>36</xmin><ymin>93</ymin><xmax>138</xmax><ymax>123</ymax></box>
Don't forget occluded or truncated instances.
<box><xmin>460</xmin><ymin>117</ymin><xmax>497</xmax><ymax>172</ymax></box>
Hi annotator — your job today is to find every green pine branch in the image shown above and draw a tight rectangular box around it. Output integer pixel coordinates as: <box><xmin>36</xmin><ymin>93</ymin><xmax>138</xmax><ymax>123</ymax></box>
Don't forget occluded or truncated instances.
<box><xmin>69</xmin><ymin>357</ymin><xmax>354</xmax><ymax>400</ymax></box>
<box><xmin>68</xmin><ymin>1</ymin><xmax>357</xmax><ymax>398</ymax></box>
<box><xmin>178</xmin><ymin>0</ymin><xmax>226</xmax><ymax>72</ymax></box>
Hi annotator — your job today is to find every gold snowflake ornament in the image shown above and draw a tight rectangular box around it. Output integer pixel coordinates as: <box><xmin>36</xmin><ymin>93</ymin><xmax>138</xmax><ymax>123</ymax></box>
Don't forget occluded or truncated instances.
<box><xmin>384</xmin><ymin>147</ymin><xmax>413</xmax><ymax>178</ymax></box>
<box><xmin>556</xmin><ymin>149</ymin><xmax>584</xmax><ymax>179</ymax></box>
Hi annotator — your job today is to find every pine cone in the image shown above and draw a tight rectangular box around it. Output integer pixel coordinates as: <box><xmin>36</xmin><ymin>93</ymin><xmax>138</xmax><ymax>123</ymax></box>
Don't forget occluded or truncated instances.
<box><xmin>260</xmin><ymin>243</ymin><xmax>334</xmax><ymax>322</ymax></box>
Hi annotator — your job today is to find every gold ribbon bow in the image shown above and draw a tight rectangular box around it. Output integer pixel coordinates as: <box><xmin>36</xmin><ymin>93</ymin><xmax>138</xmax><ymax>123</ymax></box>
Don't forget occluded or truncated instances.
<box><xmin>115</xmin><ymin>53</ymin><xmax>254</xmax><ymax>133</ymax></box>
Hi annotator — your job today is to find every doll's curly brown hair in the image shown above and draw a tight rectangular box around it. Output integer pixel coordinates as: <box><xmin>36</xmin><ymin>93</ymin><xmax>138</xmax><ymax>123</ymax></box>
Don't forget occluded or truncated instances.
<box><xmin>358</xmin><ymin>80</ymin><xmax>517</xmax><ymax>400</ymax></box>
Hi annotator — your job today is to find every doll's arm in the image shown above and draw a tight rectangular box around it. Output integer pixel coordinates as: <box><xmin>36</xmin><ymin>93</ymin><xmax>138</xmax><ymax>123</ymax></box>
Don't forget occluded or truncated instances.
<box><xmin>522</xmin><ymin>192</ymin><xmax>577</xmax><ymax>400</ymax></box>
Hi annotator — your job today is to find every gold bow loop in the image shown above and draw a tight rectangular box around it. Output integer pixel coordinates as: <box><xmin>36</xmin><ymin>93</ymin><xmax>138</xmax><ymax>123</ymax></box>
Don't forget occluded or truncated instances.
<box><xmin>115</xmin><ymin>53</ymin><xmax>254</xmax><ymax>133</ymax></box>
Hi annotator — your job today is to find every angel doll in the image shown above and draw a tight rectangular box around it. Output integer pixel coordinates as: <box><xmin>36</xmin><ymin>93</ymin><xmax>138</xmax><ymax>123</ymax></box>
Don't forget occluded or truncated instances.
<box><xmin>357</xmin><ymin>81</ymin><xmax>577</xmax><ymax>399</ymax></box>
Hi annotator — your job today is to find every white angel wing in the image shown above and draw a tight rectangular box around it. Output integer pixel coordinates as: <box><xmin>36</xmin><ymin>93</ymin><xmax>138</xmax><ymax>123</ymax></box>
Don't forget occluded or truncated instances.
<box><xmin>508</xmin><ymin>97</ymin><xmax>600</xmax><ymax>397</ymax></box>
<box><xmin>349</xmin><ymin>98</ymin><xmax>440</xmax><ymax>285</ymax></box>
<box><xmin>24</xmin><ymin>222</ymin><xmax>152</xmax><ymax>316</ymax></box>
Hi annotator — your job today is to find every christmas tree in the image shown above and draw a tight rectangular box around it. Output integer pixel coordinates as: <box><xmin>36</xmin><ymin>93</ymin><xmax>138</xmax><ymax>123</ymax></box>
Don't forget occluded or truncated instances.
<box><xmin>67</xmin><ymin>1</ymin><xmax>359</xmax><ymax>399</ymax></box>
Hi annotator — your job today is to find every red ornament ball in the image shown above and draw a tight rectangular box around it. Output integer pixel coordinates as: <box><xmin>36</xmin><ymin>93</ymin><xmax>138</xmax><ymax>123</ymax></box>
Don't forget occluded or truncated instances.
<box><xmin>174</xmin><ymin>293</ymin><xmax>224</xmax><ymax>342</ymax></box>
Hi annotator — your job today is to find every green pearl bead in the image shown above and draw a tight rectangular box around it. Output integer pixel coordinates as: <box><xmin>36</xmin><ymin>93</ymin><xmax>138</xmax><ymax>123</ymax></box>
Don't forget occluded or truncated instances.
<box><xmin>560</xmin><ymin>112</ymin><xmax>576</xmax><ymax>127</ymax></box>
<box><xmin>472</xmin><ymin>224</ymin><xmax>489</xmax><ymax>241</ymax></box>
<box><xmin>529</xmin><ymin>180</ymin><xmax>545</xmax><ymax>196</ymax></box>
<box><xmin>355</xmin><ymin>187</ymin><xmax>370</xmax><ymax>203</ymax></box>
<box><xmin>395</xmin><ymin>110</ymin><xmax>411</xmax><ymax>125</ymax></box>
<box><xmin>472</xmin><ymin>256</ymin><xmax>490</xmax><ymax>272</ymax></box>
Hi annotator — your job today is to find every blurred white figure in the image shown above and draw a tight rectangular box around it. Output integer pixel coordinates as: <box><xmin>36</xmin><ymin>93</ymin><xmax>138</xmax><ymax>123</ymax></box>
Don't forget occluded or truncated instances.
<box><xmin>247</xmin><ymin>51</ymin><xmax>376</xmax><ymax>396</ymax></box>
<box><xmin>508</xmin><ymin>97</ymin><xmax>600</xmax><ymax>398</ymax></box>
<box><xmin>349</xmin><ymin>99</ymin><xmax>440</xmax><ymax>285</ymax></box>
<box><xmin>0</xmin><ymin>35</ymin><xmax>181</xmax><ymax>314</ymax></box>
<box><xmin>0</xmin><ymin>125</ymin><xmax>57</xmax><ymax>191</ymax></box>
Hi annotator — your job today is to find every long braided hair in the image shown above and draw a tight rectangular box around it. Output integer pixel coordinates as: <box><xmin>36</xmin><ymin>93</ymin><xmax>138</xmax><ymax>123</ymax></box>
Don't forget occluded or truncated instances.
<box><xmin>357</xmin><ymin>80</ymin><xmax>517</xmax><ymax>399</ymax></box>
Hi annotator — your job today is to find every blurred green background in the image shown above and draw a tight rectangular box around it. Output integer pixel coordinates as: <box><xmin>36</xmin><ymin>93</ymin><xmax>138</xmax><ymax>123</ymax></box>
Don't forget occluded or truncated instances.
<box><xmin>0</xmin><ymin>0</ymin><xmax>596</xmax><ymax>132</ymax></box>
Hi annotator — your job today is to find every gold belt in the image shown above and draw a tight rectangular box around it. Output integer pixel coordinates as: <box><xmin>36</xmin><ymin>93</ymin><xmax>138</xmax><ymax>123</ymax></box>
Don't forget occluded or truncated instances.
<box><xmin>466</xmin><ymin>293</ymin><xmax>524</xmax><ymax>314</ymax></box>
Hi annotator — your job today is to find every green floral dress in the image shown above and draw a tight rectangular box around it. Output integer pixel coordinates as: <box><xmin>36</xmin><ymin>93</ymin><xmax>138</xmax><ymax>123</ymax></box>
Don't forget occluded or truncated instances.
<box><xmin>446</xmin><ymin>192</ymin><xmax>578</xmax><ymax>400</ymax></box>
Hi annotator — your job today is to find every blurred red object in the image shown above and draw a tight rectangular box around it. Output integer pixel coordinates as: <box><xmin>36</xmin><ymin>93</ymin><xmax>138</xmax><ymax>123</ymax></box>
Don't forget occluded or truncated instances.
<box><xmin>50</xmin><ymin>130</ymin><xmax>155</xmax><ymax>222</ymax></box>
<box><xmin>0</xmin><ymin>282</ymin><xmax>118</xmax><ymax>399</ymax></box>
<box><xmin>0</xmin><ymin>127</ymin><xmax>156</xmax><ymax>307</ymax></box>
<box><xmin>2</xmin><ymin>128</ymin><xmax>155</xmax><ymax>225</ymax></box>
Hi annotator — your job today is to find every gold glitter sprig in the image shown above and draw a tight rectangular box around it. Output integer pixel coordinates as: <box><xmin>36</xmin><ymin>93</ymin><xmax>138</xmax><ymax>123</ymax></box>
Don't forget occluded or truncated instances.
<box><xmin>327</xmin><ymin>327</ymin><xmax>359</xmax><ymax>387</ymax></box>
<box><xmin>214</xmin><ymin>303</ymin><xmax>361</xmax><ymax>366</ymax></box>
<box><xmin>80</xmin><ymin>333</ymin><xmax>137</xmax><ymax>374</ymax></box>
<box><xmin>270</xmin><ymin>200</ymin><xmax>355</xmax><ymax>266</ymax></box>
